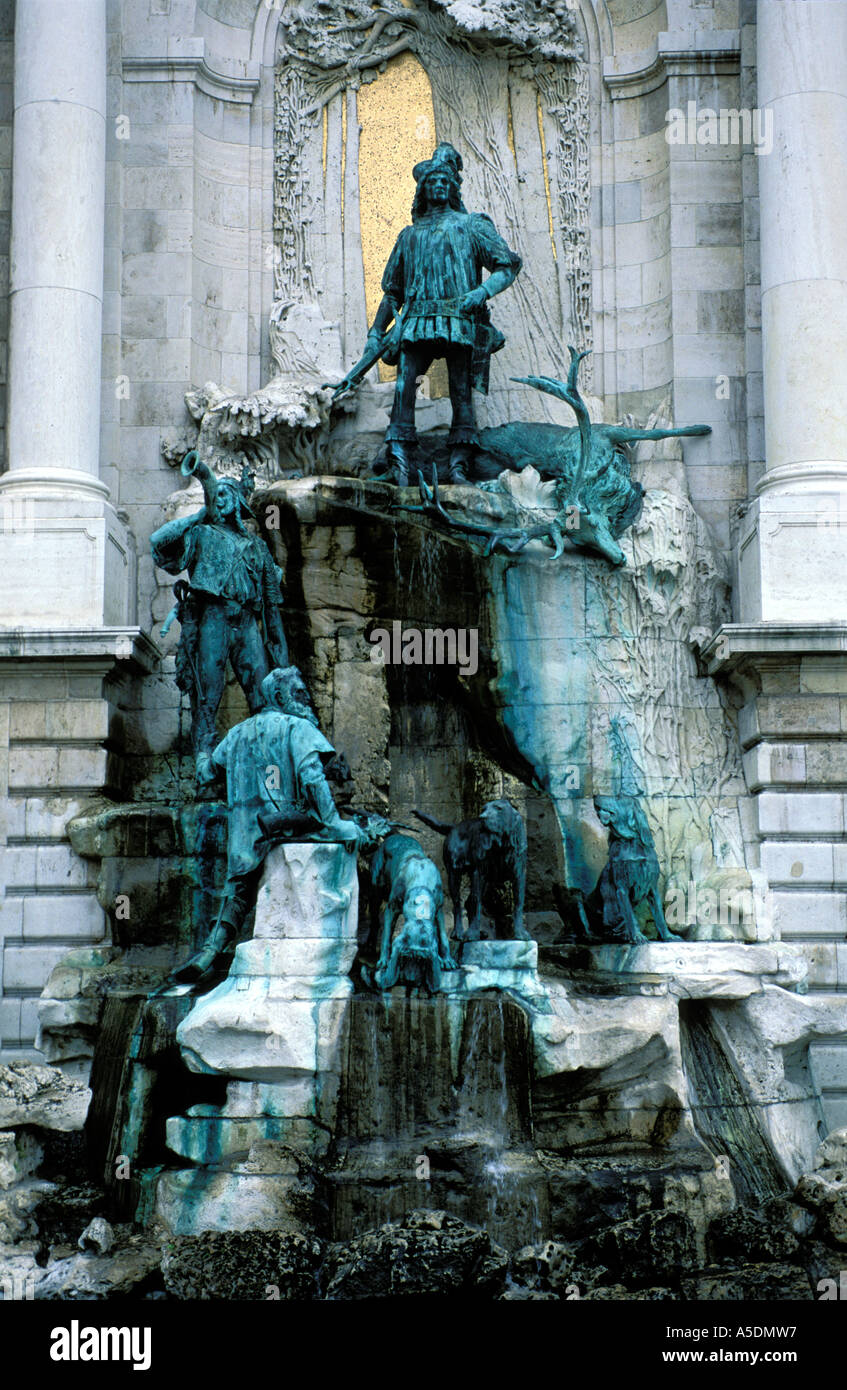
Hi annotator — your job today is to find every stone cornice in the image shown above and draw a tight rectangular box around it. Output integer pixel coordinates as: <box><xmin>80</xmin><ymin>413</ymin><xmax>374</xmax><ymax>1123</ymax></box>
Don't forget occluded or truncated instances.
<box><xmin>122</xmin><ymin>51</ymin><xmax>261</xmax><ymax>105</ymax></box>
<box><xmin>603</xmin><ymin>30</ymin><xmax>740</xmax><ymax>100</ymax></box>
<box><xmin>703</xmin><ymin>623</ymin><xmax>847</xmax><ymax>679</ymax></box>
<box><xmin>0</xmin><ymin>628</ymin><xmax>161</xmax><ymax>674</ymax></box>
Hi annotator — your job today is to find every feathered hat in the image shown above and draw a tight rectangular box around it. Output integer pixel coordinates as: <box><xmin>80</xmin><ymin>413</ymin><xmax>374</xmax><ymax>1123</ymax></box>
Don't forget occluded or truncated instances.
<box><xmin>412</xmin><ymin>141</ymin><xmax>463</xmax><ymax>187</ymax></box>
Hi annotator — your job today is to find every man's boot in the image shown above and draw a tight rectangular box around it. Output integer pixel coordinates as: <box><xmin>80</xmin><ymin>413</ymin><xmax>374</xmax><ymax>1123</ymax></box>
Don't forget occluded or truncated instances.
<box><xmin>167</xmin><ymin>922</ymin><xmax>235</xmax><ymax>987</ymax></box>
<box><xmin>386</xmin><ymin>439</ymin><xmax>414</xmax><ymax>487</ymax></box>
<box><xmin>162</xmin><ymin>892</ymin><xmax>242</xmax><ymax>991</ymax></box>
<box><xmin>446</xmin><ymin>443</ymin><xmax>473</xmax><ymax>484</ymax></box>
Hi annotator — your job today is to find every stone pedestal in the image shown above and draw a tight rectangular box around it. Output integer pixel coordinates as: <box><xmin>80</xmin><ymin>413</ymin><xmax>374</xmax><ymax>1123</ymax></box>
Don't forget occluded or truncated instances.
<box><xmin>0</xmin><ymin>485</ymin><xmax>137</xmax><ymax>629</ymax></box>
<box><xmin>738</xmin><ymin>494</ymin><xmax>847</xmax><ymax>626</ymax></box>
<box><xmin>157</xmin><ymin>842</ymin><xmax>358</xmax><ymax>1234</ymax></box>
<box><xmin>176</xmin><ymin>840</ymin><xmax>357</xmax><ymax>1083</ymax></box>
<box><xmin>450</xmin><ymin>939</ymin><xmax>550</xmax><ymax>1012</ymax></box>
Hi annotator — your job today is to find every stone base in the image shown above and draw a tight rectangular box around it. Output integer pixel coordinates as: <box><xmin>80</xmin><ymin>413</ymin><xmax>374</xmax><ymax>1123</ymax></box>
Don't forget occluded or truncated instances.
<box><xmin>176</xmin><ymin>841</ymin><xmax>359</xmax><ymax>1083</ymax></box>
<box><xmin>166</xmin><ymin>1110</ymin><xmax>301</xmax><ymax>1166</ymax></box>
<box><xmin>177</xmin><ymin>983</ymin><xmax>352</xmax><ymax>1084</ymax></box>
<box><xmin>539</xmin><ymin>941</ymin><xmax>808</xmax><ymax>997</ymax></box>
<box><xmin>541</xmin><ymin>1149</ymin><xmax>734</xmax><ymax>1245</ymax></box>
<box><xmin>163</xmin><ymin>843</ymin><xmax>359</xmax><ymax>1232</ymax></box>
<box><xmin>0</xmin><ymin>476</ymin><xmax>137</xmax><ymax>628</ymax></box>
<box><xmin>362</xmin><ymin>939</ymin><xmax>548</xmax><ymax>1010</ymax></box>
<box><xmin>444</xmin><ymin>938</ymin><xmax>550</xmax><ymax>1011</ymax></box>
<box><xmin>156</xmin><ymin>1165</ymin><xmax>320</xmax><ymax>1238</ymax></box>
<box><xmin>531</xmin><ymin>945</ymin><xmax>847</xmax><ymax>1185</ymax></box>
<box><xmin>252</xmin><ymin>839</ymin><xmax>358</xmax><ymax>939</ymax></box>
<box><xmin>327</xmin><ymin>1145</ymin><xmax>551</xmax><ymax>1252</ymax></box>
<box><xmin>738</xmin><ymin>492</ymin><xmax>847</xmax><ymax>623</ymax></box>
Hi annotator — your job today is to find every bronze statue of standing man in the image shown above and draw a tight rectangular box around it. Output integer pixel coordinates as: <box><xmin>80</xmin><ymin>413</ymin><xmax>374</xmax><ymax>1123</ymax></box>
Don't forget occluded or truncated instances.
<box><xmin>335</xmin><ymin>143</ymin><xmax>522</xmax><ymax>485</ymax></box>
<box><xmin>151</xmin><ymin>452</ymin><xmax>288</xmax><ymax>758</ymax></box>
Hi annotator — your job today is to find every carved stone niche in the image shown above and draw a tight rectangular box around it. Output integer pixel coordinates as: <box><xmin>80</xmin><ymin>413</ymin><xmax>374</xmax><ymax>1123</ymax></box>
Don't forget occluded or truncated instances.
<box><xmin>272</xmin><ymin>0</ymin><xmax>594</xmax><ymax>428</ymax></box>
<box><xmin>160</xmin><ymin>2</ymin><xmax>597</xmax><ymax>484</ymax></box>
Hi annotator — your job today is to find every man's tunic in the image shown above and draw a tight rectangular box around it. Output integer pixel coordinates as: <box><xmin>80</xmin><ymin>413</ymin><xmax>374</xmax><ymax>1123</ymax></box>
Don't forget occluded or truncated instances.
<box><xmin>210</xmin><ymin>710</ymin><xmax>336</xmax><ymax>877</ymax></box>
<box><xmin>381</xmin><ymin>208</ymin><xmax>521</xmax><ymax>390</ymax></box>
<box><xmin>151</xmin><ymin>515</ymin><xmax>281</xmax><ymax>616</ymax></box>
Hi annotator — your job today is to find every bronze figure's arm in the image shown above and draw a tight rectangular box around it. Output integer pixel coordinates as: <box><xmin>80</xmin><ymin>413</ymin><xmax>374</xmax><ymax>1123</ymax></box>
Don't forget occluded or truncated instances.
<box><xmin>327</xmin><ymin>300</ymin><xmax>404</xmax><ymax>402</ymax></box>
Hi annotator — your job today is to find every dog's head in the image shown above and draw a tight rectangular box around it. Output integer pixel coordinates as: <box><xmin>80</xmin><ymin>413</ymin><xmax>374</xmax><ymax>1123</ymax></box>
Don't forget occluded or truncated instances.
<box><xmin>594</xmin><ymin>795</ymin><xmax>645</xmax><ymax>843</ymax></box>
<box><xmin>480</xmin><ymin>799</ymin><xmax>517</xmax><ymax>833</ymax></box>
<box><xmin>479</xmin><ymin>800</ymin><xmax>524</xmax><ymax>861</ymax></box>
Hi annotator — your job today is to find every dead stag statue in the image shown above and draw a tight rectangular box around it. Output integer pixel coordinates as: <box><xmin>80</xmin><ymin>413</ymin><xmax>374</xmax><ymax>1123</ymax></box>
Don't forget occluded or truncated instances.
<box><xmin>402</xmin><ymin>347</ymin><xmax>710</xmax><ymax>567</ymax></box>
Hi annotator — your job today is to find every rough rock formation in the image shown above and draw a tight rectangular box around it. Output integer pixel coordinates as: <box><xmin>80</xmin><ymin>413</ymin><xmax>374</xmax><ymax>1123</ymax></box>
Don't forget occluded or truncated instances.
<box><xmin>796</xmin><ymin>1127</ymin><xmax>847</xmax><ymax>1247</ymax></box>
<box><xmin>0</xmin><ymin>1063</ymin><xmax>90</xmax><ymax>1132</ymax></box>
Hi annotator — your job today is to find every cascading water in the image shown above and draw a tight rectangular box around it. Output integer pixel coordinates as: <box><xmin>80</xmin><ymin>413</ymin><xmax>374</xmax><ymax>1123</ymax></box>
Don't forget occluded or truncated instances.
<box><xmin>328</xmin><ymin>992</ymin><xmax>550</xmax><ymax>1250</ymax></box>
<box><xmin>469</xmin><ymin>998</ymin><xmax>546</xmax><ymax>1249</ymax></box>
<box><xmin>679</xmin><ymin>999</ymin><xmax>788</xmax><ymax>1204</ymax></box>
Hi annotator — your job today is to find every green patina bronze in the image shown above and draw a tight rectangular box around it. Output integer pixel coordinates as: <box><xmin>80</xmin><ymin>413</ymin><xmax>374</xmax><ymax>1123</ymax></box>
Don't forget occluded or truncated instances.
<box><xmin>159</xmin><ymin>666</ymin><xmax>363</xmax><ymax>990</ymax></box>
<box><xmin>151</xmin><ymin>451</ymin><xmax>289</xmax><ymax>757</ymax></box>
<box><xmin>406</xmin><ymin>346</ymin><xmax>711</xmax><ymax>565</ymax></box>
<box><xmin>332</xmin><ymin>142</ymin><xmax>522</xmax><ymax>485</ymax></box>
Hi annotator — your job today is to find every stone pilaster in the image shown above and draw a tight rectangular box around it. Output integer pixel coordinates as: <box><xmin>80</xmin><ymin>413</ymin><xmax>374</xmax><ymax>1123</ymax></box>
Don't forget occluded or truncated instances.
<box><xmin>0</xmin><ymin>630</ymin><xmax>157</xmax><ymax>1060</ymax></box>
<box><xmin>705</xmin><ymin>625</ymin><xmax>847</xmax><ymax>1131</ymax></box>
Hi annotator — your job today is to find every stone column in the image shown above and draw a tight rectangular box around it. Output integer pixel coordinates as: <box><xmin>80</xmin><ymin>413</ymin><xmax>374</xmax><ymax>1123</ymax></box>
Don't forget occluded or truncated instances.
<box><xmin>0</xmin><ymin>0</ymin><xmax>135</xmax><ymax>628</ymax></box>
<box><xmin>738</xmin><ymin>0</ymin><xmax>847</xmax><ymax>621</ymax></box>
<box><xmin>0</xmin><ymin>2</ymin><xmax>149</xmax><ymax>1062</ymax></box>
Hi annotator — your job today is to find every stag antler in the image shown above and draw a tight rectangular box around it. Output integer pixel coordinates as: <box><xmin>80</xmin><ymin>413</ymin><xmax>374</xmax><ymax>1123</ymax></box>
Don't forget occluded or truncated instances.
<box><xmin>394</xmin><ymin>348</ymin><xmax>630</xmax><ymax>565</ymax></box>
<box><xmin>398</xmin><ymin>470</ymin><xmax>566</xmax><ymax>559</ymax></box>
<box><xmin>512</xmin><ymin>345</ymin><xmax>593</xmax><ymax>506</ymax></box>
